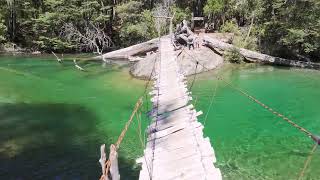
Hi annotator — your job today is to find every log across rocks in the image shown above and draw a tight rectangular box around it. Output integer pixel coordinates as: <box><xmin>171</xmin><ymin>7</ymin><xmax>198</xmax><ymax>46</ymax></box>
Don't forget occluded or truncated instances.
<box><xmin>203</xmin><ymin>35</ymin><xmax>320</xmax><ymax>70</ymax></box>
<box><xmin>94</xmin><ymin>38</ymin><xmax>159</xmax><ymax>61</ymax></box>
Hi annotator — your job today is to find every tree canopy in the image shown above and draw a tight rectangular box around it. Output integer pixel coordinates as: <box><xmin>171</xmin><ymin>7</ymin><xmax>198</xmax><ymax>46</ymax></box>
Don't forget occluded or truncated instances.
<box><xmin>0</xmin><ymin>0</ymin><xmax>318</xmax><ymax>61</ymax></box>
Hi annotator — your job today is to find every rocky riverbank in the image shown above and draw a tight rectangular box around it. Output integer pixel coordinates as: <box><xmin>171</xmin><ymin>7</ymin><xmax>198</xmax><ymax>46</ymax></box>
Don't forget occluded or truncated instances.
<box><xmin>129</xmin><ymin>46</ymin><xmax>224</xmax><ymax>79</ymax></box>
<box><xmin>0</xmin><ymin>43</ymin><xmax>43</xmax><ymax>55</ymax></box>
<box><xmin>127</xmin><ymin>33</ymin><xmax>232</xmax><ymax>79</ymax></box>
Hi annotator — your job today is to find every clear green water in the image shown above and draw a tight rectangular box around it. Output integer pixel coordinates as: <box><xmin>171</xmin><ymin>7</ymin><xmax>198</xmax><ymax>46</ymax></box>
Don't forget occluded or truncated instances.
<box><xmin>192</xmin><ymin>64</ymin><xmax>320</xmax><ymax>180</ymax></box>
<box><xmin>0</xmin><ymin>56</ymin><xmax>319</xmax><ymax>180</ymax></box>
<box><xmin>0</xmin><ymin>55</ymin><xmax>148</xmax><ymax>179</ymax></box>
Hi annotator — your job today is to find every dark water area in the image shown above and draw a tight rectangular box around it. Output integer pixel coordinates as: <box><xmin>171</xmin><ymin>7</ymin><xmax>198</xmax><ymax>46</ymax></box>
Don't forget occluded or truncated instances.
<box><xmin>0</xmin><ymin>56</ymin><xmax>146</xmax><ymax>179</ymax></box>
<box><xmin>0</xmin><ymin>56</ymin><xmax>320</xmax><ymax>180</ymax></box>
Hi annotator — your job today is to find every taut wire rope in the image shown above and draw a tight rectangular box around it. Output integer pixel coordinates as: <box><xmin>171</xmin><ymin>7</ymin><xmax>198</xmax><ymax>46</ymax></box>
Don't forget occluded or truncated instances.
<box><xmin>182</xmin><ymin>47</ymin><xmax>320</xmax><ymax>179</ymax></box>
<box><xmin>298</xmin><ymin>143</ymin><xmax>318</xmax><ymax>180</ymax></box>
<box><xmin>182</xmin><ymin>48</ymin><xmax>320</xmax><ymax>145</ymax></box>
<box><xmin>100</xmin><ymin>97</ymin><xmax>143</xmax><ymax>180</ymax></box>
<box><xmin>182</xmin><ymin>47</ymin><xmax>320</xmax><ymax>180</ymax></box>
<box><xmin>204</xmin><ymin>80</ymin><xmax>219</xmax><ymax>126</ymax></box>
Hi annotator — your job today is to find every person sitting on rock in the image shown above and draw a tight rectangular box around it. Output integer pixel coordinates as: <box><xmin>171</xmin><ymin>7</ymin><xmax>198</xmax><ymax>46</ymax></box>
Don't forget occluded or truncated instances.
<box><xmin>187</xmin><ymin>36</ymin><xmax>194</xmax><ymax>50</ymax></box>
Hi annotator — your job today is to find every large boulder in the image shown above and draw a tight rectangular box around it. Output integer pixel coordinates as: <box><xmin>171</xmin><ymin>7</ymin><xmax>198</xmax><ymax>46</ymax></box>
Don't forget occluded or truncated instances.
<box><xmin>177</xmin><ymin>46</ymin><xmax>223</xmax><ymax>76</ymax></box>
<box><xmin>129</xmin><ymin>46</ymin><xmax>223</xmax><ymax>79</ymax></box>
<box><xmin>130</xmin><ymin>53</ymin><xmax>158</xmax><ymax>80</ymax></box>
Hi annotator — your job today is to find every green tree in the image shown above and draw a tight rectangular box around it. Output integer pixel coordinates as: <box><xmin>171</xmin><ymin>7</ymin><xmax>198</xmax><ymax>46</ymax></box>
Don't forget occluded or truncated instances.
<box><xmin>204</xmin><ymin>0</ymin><xmax>224</xmax><ymax>26</ymax></box>
<box><xmin>0</xmin><ymin>0</ymin><xmax>318</xmax><ymax>61</ymax></box>
<box><xmin>172</xmin><ymin>6</ymin><xmax>191</xmax><ymax>25</ymax></box>
<box><xmin>115</xmin><ymin>1</ymin><xmax>157</xmax><ymax>47</ymax></box>
<box><xmin>260</xmin><ymin>0</ymin><xmax>320</xmax><ymax>60</ymax></box>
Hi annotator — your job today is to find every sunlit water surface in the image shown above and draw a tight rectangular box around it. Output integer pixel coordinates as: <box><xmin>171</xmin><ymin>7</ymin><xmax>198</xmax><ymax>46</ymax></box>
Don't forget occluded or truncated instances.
<box><xmin>0</xmin><ymin>56</ymin><xmax>319</xmax><ymax>180</ymax></box>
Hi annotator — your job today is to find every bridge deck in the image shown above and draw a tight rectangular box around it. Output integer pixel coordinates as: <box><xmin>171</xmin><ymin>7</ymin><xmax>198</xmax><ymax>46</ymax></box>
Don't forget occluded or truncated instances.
<box><xmin>137</xmin><ymin>37</ymin><xmax>222</xmax><ymax>180</ymax></box>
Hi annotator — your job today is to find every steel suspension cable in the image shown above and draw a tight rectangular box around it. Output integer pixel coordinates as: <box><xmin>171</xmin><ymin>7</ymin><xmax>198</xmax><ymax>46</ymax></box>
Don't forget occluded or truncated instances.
<box><xmin>137</xmin><ymin>43</ymin><xmax>160</xmax><ymax>180</ymax></box>
<box><xmin>134</xmin><ymin>108</ymin><xmax>145</xmax><ymax>149</ymax></box>
<box><xmin>204</xmin><ymin>80</ymin><xmax>219</xmax><ymax>126</ymax></box>
<box><xmin>220</xmin><ymin>77</ymin><xmax>319</xmax><ymax>144</ymax></box>
<box><xmin>184</xmin><ymin>48</ymin><xmax>320</xmax><ymax>180</ymax></box>
<box><xmin>298</xmin><ymin>143</ymin><xmax>318</xmax><ymax>180</ymax></box>
<box><xmin>133</xmin><ymin>108</ymin><xmax>153</xmax><ymax>180</ymax></box>
<box><xmin>189</xmin><ymin>61</ymin><xmax>199</xmax><ymax>91</ymax></box>
<box><xmin>141</xmin><ymin>51</ymin><xmax>158</xmax><ymax>114</ymax></box>
<box><xmin>100</xmin><ymin>97</ymin><xmax>143</xmax><ymax>180</ymax></box>
<box><xmin>149</xmin><ymin>37</ymin><xmax>163</xmax><ymax>180</ymax></box>
<box><xmin>182</xmin><ymin>49</ymin><xmax>320</xmax><ymax>145</ymax></box>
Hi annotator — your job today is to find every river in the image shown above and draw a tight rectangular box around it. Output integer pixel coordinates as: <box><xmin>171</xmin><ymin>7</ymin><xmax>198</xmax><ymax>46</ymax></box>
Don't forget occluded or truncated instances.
<box><xmin>0</xmin><ymin>55</ymin><xmax>319</xmax><ymax>179</ymax></box>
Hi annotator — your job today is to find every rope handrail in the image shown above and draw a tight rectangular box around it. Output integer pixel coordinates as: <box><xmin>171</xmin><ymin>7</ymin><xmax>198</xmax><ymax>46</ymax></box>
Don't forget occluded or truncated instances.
<box><xmin>99</xmin><ymin>39</ymin><xmax>160</xmax><ymax>180</ymax></box>
<box><xmin>100</xmin><ymin>97</ymin><xmax>143</xmax><ymax>180</ymax></box>
<box><xmin>115</xmin><ymin>97</ymin><xmax>143</xmax><ymax>149</ymax></box>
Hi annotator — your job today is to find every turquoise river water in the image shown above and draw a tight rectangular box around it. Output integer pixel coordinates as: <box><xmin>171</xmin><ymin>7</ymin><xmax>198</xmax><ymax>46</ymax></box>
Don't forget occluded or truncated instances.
<box><xmin>0</xmin><ymin>55</ymin><xmax>319</xmax><ymax>180</ymax></box>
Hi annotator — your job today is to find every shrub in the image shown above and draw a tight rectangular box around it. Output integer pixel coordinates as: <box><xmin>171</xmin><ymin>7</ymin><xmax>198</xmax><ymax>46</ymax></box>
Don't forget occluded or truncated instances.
<box><xmin>223</xmin><ymin>48</ymin><xmax>245</xmax><ymax>63</ymax></box>
<box><xmin>220</xmin><ymin>20</ymin><xmax>240</xmax><ymax>35</ymax></box>
<box><xmin>220</xmin><ymin>21</ymin><xmax>258</xmax><ymax>51</ymax></box>
<box><xmin>172</xmin><ymin>6</ymin><xmax>191</xmax><ymax>25</ymax></box>
<box><xmin>233</xmin><ymin>34</ymin><xmax>258</xmax><ymax>51</ymax></box>
<box><xmin>116</xmin><ymin>2</ymin><xmax>157</xmax><ymax>47</ymax></box>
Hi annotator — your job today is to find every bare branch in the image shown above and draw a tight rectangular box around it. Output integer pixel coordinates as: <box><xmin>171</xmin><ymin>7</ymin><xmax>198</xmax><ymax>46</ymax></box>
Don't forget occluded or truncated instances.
<box><xmin>61</xmin><ymin>23</ymin><xmax>113</xmax><ymax>54</ymax></box>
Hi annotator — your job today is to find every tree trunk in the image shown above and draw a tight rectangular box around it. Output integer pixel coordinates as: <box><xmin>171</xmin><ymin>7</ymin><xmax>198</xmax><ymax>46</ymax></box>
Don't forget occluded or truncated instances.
<box><xmin>203</xmin><ymin>35</ymin><xmax>320</xmax><ymax>70</ymax></box>
<box><xmin>7</xmin><ymin>0</ymin><xmax>17</xmax><ymax>41</ymax></box>
<box><xmin>94</xmin><ymin>37</ymin><xmax>159</xmax><ymax>61</ymax></box>
<box><xmin>244</xmin><ymin>12</ymin><xmax>255</xmax><ymax>44</ymax></box>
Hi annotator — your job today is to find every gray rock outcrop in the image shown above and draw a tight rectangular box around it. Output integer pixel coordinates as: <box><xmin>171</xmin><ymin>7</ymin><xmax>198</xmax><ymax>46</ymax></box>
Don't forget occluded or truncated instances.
<box><xmin>130</xmin><ymin>46</ymin><xmax>223</xmax><ymax>79</ymax></box>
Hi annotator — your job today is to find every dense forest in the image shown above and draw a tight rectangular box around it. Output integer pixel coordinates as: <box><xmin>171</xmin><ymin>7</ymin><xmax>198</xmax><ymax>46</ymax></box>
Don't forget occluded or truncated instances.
<box><xmin>0</xmin><ymin>0</ymin><xmax>319</xmax><ymax>61</ymax></box>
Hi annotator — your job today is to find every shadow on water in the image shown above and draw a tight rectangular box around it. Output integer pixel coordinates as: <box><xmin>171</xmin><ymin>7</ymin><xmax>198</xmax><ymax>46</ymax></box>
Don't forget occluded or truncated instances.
<box><xmin>0</xmin><ymin>103</ymin><xmax>139</xmax><ymax>179</ymax></box>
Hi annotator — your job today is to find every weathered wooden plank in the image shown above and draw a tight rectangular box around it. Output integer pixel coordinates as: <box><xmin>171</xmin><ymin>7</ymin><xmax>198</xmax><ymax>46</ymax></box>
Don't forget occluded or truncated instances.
<box><xmin>137</xmin><ymin>37</ymin><xmax>221</xmax><ymax>180</ymax></box>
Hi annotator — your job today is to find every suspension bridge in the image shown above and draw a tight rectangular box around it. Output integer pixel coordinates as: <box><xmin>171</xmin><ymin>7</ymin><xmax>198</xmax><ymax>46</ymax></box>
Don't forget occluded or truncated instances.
<box><xmin>98</xmin><ymin>36</ymin><xmax>320</xmax><ymax>180</ymax></box>
<box><xmin>136</xmin><ymin>37</ymin><xmax>222</xmax><ymax>179</ymax></box>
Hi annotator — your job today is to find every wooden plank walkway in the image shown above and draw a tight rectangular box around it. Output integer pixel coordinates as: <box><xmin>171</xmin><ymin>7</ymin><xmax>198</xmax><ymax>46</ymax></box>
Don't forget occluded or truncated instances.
<box><xmin>137</xmin><ymin>37</ymin><xmax>222</xmax><ymax>180</ymax></box>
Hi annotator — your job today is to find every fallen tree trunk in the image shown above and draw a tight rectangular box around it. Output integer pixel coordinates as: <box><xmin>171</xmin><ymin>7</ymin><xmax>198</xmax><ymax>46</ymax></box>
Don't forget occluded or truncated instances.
<box><xmin>203</xmin><ymin>35</ymin><xmax>320</xmax><ymax>70</ymax></box>
<box><xmin>94</xmin><ymin>38</ymin><xmax>159</xmax><ymax>61</ymax></box>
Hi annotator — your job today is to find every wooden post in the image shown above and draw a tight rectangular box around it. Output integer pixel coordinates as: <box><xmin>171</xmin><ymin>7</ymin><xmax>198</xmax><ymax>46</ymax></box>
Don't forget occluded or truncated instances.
<box><xmin>98</xmin><ymin>97</ymin><xmax>143</xmax><ymax>180</ymax></box>
<box><xmin>109</xmin><ymin>144</ymin><xmax>120</xmax><ymax>180</ymax></box>
<box><xmin>99</xmin><ymin>144</ymin><xmax>107</xmax><ymax>180</ymax></box>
